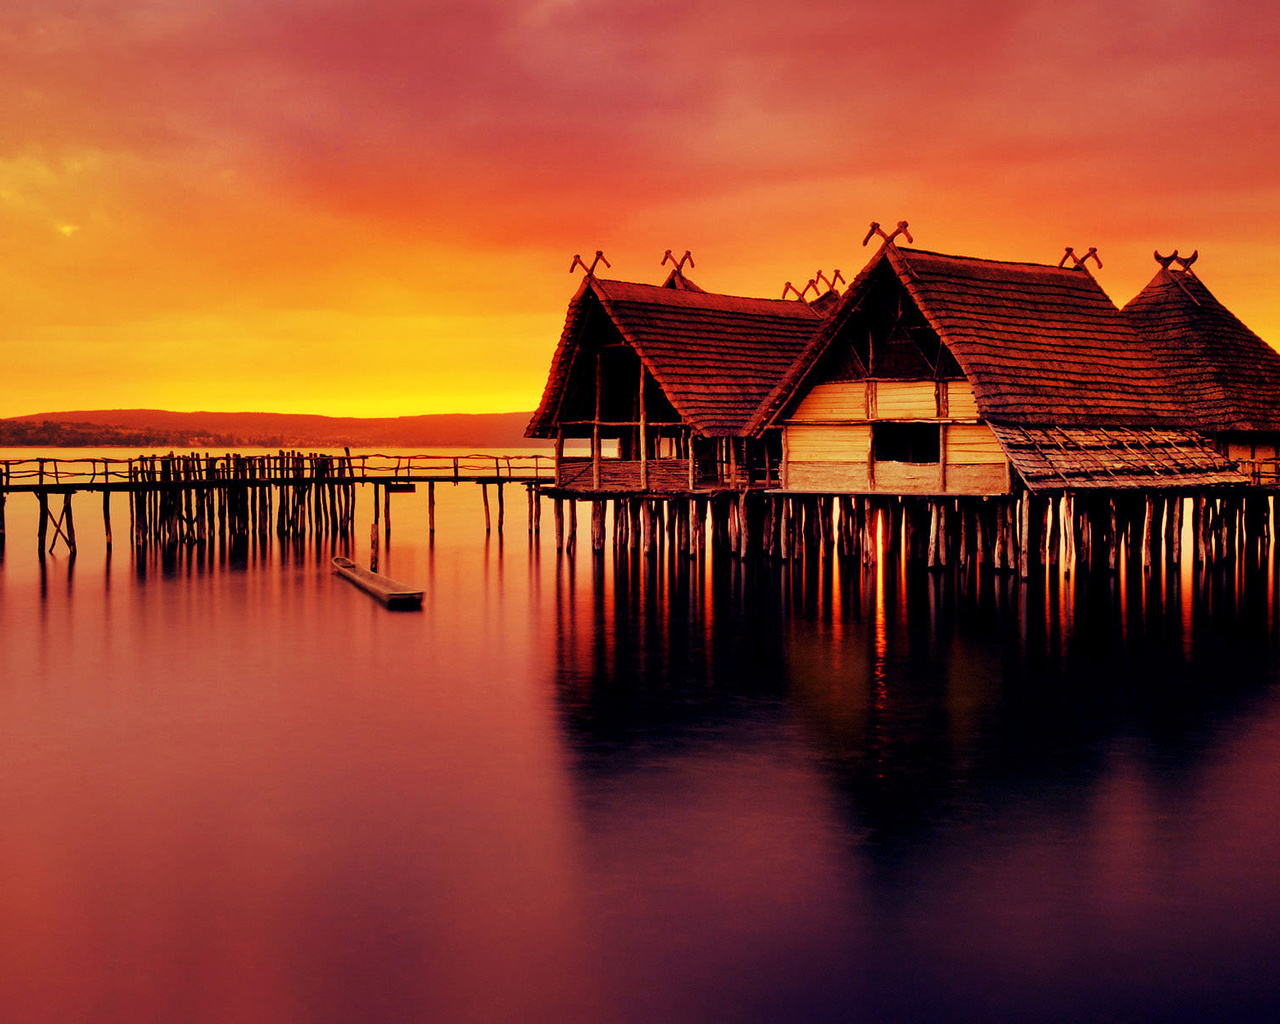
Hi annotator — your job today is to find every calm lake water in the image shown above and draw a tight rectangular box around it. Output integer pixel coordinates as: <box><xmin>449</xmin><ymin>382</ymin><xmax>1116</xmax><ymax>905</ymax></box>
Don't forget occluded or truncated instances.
<box><xmin>3</xmin><ymin>449</ymin><xmax>1280</xmax><ymax>1023</ymax></box>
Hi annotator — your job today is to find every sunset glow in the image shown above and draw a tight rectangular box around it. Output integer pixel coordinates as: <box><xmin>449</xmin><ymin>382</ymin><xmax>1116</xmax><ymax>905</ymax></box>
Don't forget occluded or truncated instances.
<box><xmin>4</xmin><ymin>0</ymin><xmax>1279</xmax><ymax>417</ymax></box>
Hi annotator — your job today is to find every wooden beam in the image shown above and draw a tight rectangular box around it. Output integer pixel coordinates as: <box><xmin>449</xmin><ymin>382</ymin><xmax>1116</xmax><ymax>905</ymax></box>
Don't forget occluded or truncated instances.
<box><xmin>638</xmin><ymin>364</ymin><xmax>648</xmax><ymax>491</ymax></box>
<box><xmin>592</xmin><ymin>352</ymin><xmax>602</xmax><ymax>491</ymax></box>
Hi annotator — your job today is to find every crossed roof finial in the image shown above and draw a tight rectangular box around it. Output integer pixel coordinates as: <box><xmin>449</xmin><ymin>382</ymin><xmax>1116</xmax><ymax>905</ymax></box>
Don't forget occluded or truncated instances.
<box><xmin>863</xmin><ymin>220</ymin><xmax>913</xmax><ymax>248</ymax></box>
<box><xmin>662</xmin><ymin>249</ymin><xmax>695</xmax><ymax>272</ymax></box>
<box><xmin>1059</xmin><ymin>246</ymin><xmax>1102</xmax><ymax>270</ymax></box>
<box><xmin>570</xmin><ymin>250</ymin><xmax>611</xmax><ymax>279</ymax></box>
<box><xmin>1155</xmin><ymin>249</ymin><xmax>1198</xmax><ymax>273</ymax></box>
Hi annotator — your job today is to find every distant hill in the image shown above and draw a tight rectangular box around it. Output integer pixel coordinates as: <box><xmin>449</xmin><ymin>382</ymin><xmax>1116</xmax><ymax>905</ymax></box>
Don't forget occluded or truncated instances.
<box><xmin>2</xmin><ymin>409</ymin><xmax>541</xmax><ymax>449</ymax></box>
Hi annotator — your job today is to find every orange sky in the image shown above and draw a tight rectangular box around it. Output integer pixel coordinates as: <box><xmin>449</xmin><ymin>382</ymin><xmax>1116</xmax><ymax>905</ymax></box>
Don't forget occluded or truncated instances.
<box><xmin>3</xmin><ymin>0</ymin><xmax>1279</xmax><ymax>418</ymax></box>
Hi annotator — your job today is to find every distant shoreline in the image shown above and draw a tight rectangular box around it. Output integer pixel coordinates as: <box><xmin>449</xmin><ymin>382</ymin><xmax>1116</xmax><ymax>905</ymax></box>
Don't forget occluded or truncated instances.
<box><xmin>0</xmin><ymin>409</ymin><xmax>540</xmax><ymax>449</ymax></box>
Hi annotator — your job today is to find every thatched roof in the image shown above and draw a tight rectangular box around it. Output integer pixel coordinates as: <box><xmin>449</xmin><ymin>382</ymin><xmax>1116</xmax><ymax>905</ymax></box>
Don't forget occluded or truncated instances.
<box><xmin>527</xmin><ymin>277</ymin><xmax>821</xmax><ymax>438</ymax></box>
<box><xmin>1123</xmin><ymin>268</ymin><xmax>1280</xmax><ymax>433</ymax></box>
<box><xmin>751</xmin><ymin>246</ymin><xmax>1190</xmax><ymax>432</ymax></box>
<box><xmin>990</xmin><ymin>425</ymin><xmax>1247</xmax><ymax>491</ymax></box>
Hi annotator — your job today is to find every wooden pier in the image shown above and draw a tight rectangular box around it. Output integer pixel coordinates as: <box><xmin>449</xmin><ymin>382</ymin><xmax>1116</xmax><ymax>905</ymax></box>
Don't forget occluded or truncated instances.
<box><xmin>0</xmin><ymin>451</ymin><xmax>553</xmax><ymax>558</ymax></box>
<box><xmin>4</xmin><ymin>449</ymin><xmax>1278</xmax><ymax>584</ymax></box>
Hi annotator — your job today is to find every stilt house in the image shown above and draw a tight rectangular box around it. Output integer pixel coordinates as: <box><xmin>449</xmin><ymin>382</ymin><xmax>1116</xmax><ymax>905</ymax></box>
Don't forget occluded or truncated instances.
<box><xmin>526</xmin><ymin>270</ymin><xmax>822</xmax><ymax>493</ymax></box>
<box><xmin>1122</xmin><ymin>256</ymin><xmax>1280</xmax><ymax>486</ymax></box>
<box><xmin>749</xmin><ymin>239</ymin><xmax>1245</xmax><ymax>496</ymax></box>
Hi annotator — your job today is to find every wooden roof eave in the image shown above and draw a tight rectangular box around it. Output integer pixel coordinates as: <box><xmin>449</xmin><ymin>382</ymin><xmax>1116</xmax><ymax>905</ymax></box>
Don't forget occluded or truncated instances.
<box><xmin>743</xmin><ymin>247</ymin><xmax>889</xmax><ymax>437</ymax></box>
<box><xmin>525</xmin><ymin>277</ymin><xmax>600</xmax><ymax>438</ymax></box>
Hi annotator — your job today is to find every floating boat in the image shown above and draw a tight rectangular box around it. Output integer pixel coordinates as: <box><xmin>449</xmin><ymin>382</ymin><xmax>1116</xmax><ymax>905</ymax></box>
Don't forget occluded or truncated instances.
<box><xmin>332</xmin><ymin>556</ymin><xmax>423</xmax><ymax>610</ymax></box>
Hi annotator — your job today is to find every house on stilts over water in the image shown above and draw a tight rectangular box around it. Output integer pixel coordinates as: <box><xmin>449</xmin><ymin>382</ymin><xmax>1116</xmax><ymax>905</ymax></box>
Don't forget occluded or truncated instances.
<box><xmin>528</xmin><ymin>230</ymin><xmax>1279</xmax><ymax>573</ymax></box>
<box><xmin>525</xmin><ymin>253</ymin><xmax>822</xmax><ymax>493</ymax></box>
<box><xmin>1123</xmin><ymin>251</ymin><xmax>1280</xmax><ymax>487</ymax></box>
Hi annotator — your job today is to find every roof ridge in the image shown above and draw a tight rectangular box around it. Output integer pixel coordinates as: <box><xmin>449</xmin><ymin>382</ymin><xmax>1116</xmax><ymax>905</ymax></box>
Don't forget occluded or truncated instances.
<box><xmin>894</xmin><ymin>247</ymin><xmax>1094</xmax><ymax>273</ymax></box>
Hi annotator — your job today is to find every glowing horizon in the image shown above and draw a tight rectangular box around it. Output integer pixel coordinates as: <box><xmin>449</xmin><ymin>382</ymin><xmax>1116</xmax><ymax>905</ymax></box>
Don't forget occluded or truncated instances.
<box><xmin>4</xmin><ymin>1</ymin><xmax>1279</xmax><ymax>419</ymax></box>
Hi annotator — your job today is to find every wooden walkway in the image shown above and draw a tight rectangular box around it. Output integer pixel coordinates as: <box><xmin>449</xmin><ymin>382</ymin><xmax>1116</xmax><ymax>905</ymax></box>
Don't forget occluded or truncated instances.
<box><xmin>0</xmin><ymin>452</ymin><xmax>553</xmax><ymax>492</ymax></box>
<box><xmin>0</xmin><ymin>451</ymin><xmax>555</xmax><ymax>556</ymax></box>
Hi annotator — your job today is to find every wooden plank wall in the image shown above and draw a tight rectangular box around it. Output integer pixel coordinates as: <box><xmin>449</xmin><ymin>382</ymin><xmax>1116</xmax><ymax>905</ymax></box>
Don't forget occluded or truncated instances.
<box><xmin>784</xmin><ymin>378</ymin><xmax>1010</xmax><ymax>495</ymax></box>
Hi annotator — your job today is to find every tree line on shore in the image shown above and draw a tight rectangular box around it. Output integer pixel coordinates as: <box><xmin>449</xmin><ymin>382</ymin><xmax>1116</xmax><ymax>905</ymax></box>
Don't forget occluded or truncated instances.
<box><xmin>0</xmin><ymin>419</ymin><xmax>244</xmax><ymax>448</ymax></box>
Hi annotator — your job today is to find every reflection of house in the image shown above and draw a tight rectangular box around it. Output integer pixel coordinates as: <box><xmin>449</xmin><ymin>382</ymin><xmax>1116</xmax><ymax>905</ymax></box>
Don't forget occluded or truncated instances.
<box><xmin>1122</xmin><ymin>257</ymin><xmax>1280</xmax><ymax>486</ymax></box>
<box><xmin>751</xmin><ymin>243</ymin><xmax>1242</xmax><ymax>496</ymax></box>
<box><xmin>526</xmin><ymin>269</ymin><xmax>821</xmax><ymax>493</ymax></box>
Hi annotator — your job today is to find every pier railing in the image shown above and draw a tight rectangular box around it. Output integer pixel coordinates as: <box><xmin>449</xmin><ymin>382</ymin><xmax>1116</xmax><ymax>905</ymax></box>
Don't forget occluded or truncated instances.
<box><xmin>0</xmin><ymin>452</ymin><xmax>556</xmax><ymax>491</ymax></box>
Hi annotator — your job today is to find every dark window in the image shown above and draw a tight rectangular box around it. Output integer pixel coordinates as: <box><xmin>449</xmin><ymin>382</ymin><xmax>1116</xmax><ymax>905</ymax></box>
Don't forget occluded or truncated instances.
<box><xmin>873</xmin><ymin>423</ymin><xmax>940</xmax><ymax>463</ymax></box>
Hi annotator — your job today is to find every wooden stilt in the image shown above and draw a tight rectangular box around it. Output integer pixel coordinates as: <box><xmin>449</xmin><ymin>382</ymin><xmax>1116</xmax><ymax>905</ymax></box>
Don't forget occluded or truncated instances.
<box><xmin>567</xmin><ymin>498</ymin><xmax>577</xmax><ymax>554</ymax></box>
<box><xmin>554</xmin><ymin>498</ymin><xmax>564</xmax><ymax>551</ymax></box>
<box><xmin>614</xmin><ymin>498</ymin><xmax>627</xmax><ymax>552</ymax></box>
<box><xmin>1018</xmin><ymin>493</ymin><xmax>1031</xmax><ymax>578</ymax></box>
<box><xmin>928</xmin><ymin>502</ymin><xmax>941</xmax><ymax>569</ymax></box>
<box><xmin>1108</xmin><ymin>499</ymin><xmax>1119</xmax><ymax>573</ymax></box>
<box><xmin>1191</xmin><ymin>495</ymin><xmax>1204</xmax><ymax>566</ymax></box>
<box><xmin>103</xmin><ymin>488</ymin><xmax>113</xmax><ymax>550</ymax></box>
<box><xmin>1141</xmin><ymin>493</ymin><xmax>1156</xmax><ymax>574</ymax></box>
<box><xmin>591</xmin><ymin>500</ymin><xmax>605</xmax><ymax>552</ymax></box>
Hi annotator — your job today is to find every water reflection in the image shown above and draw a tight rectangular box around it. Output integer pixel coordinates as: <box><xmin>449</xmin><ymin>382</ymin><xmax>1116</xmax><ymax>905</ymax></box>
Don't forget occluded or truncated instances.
<box><xmin>4</xmin><ymin>479</ymin><xmax>1280</xmax><ymax>1023</ymax></box>
<box><xmin>549</xmin><ymin>546</ymin><xmax>1280</xmax><ymax>1021</ymax></box>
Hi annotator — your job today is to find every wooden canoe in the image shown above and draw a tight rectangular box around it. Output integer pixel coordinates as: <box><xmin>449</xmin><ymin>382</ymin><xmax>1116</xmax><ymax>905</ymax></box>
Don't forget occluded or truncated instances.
<box><xmin>332</xmin><ymin>556</ymin><xmax>423</xmax><ymax>610</ymax></box>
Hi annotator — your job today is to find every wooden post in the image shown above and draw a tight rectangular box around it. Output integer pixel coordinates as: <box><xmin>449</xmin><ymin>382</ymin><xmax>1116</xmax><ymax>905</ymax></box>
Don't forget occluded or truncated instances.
<box><xmin>429</xmin><ymin>480</ymin><xmax>436</xmax><ymax>535</ymax></box>
<box><xmin>592</xmin><ymin>352</ymin><xmax>602</xmax><ymax>491</ymax></box>
<box><xmin>993</xmin><ymin>502</ymin><xmax>1006</xmax><ymax>572</ymax></box>
<box><xmin>641</xmin><ymin>500</ymin><xmax>653</xmax><ymax>556</ymax></box>
<box><xmin>384</xmin><ymin>484</ymin><xmax>392</xmax><ymax>542</ymax></box>
<box><xmin>1142</xmin><ymin>494</ymin><xmax>1155</xmax><ymax>575</ymax></box>
<box><xmin>638</xmin><ymin>365</ymin><xmax>648</xmax><ymax>491</ymax></box>
<box><xmin>1018</xmin><ymin>492</ymin><xmax>1031</xmax><ymax>578</ymax></box>
<box><xmin>481</xmin><ymin>483</ymin><xmax>491</xmax><ymax>535</ymax></box>
<box><xmin>591</xmin><ymin>500</ymin><xmax>606</xmax><ymax>552</ymax></box>
<box><xmin>1167</xmin><ymin>494</ymin><xmax>1183</xmax><ymax>563</ymax></box>
<box><xmin>567</xmin><ymin>498</ymin><xmax>577</xmax><ymax>554</ymax></box>
<box><xmin>532</xmin><ymin>485</ymin><xmax>540</xmax><ymax>536</ymax></box>
<box><xmin>103</xmin><ymin>488</ymin><xmax>113</xmax><ymax>550</ymax></box>
<box><xmin>1191</xmin><ymin>495</ymin><xmax>1204</xmax><ymax>565</ymax></box>
<box><xmin>554</xmin><ymin>498</ymin><xmax>564</xmax><ymax>551</ymax></box>
<box><xmin>928</xmin><ymin>502</ymin><xmax>941</xmax><ymax>569</ymax></box>
<box><xmin>688</xmin><ymin>433</ymin><xmax>696</xmax><ymax>491</ymax></box>
<box><xmin>738</xmin><ymin>492</ymin><xmax>750</xmax><ymax>559</ymax></box>
<box><xmin>1104</xmin><ymin>499</ymin><xmax>1117</xmax><ymax>572</ymax></box>
<box><xmin>63</xmin><ymin>493</ymin><xmax>77</xmax><ymax>554</ymax></box>
<box><xmin>497</xmin><ymin>481</ymin><xmax>505</xmax><ymax>535</ymax></box>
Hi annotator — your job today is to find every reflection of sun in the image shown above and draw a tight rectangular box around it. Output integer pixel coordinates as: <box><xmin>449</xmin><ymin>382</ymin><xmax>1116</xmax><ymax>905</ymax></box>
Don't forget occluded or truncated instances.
<box><xmin>56</xmin><ymin>223</ymin><xmax>80</xmax><ymax>237</ymax></box>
